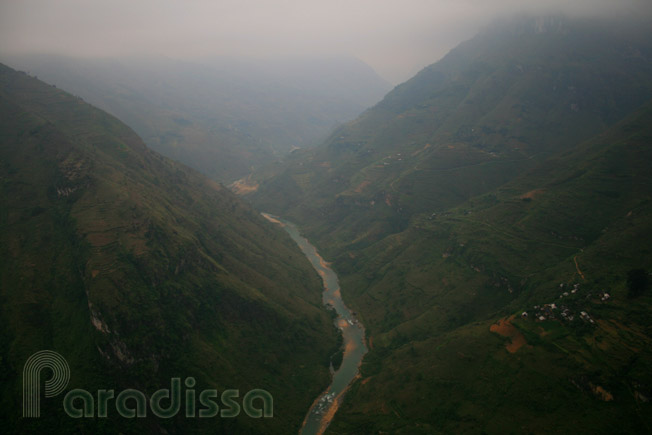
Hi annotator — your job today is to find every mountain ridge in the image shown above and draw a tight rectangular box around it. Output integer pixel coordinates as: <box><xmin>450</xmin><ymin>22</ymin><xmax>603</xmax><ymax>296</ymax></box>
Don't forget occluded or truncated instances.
<box><xmin>327</xmin><ymin>98</ymin><xmax>652</xmax><ymax>434</ymax></box>
<box><xmin>243</xmin><ymin>16</ymin><xmax>652</xmax><ymax>432</ymax></box>
<box><xmin>2</xmin><ymin>54</ymin><xmax>391</xmax><ymax>182</ymax></box>
<box><xmin>248</xmin><ymin>15</ymin><xmax>652</xmax><ymax>251</ymax></box>
<box><xmin>0</xmin><ymin>62</ymin><xmax>338</xmax><ymax>434</ymax></box>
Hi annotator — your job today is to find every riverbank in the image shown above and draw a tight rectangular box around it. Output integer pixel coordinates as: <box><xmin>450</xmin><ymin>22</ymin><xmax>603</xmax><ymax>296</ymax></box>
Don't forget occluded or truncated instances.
<box><xmin>262</xmin><ymin>213</ymin><xmax>368</xmax><ymax>435</ymax></box>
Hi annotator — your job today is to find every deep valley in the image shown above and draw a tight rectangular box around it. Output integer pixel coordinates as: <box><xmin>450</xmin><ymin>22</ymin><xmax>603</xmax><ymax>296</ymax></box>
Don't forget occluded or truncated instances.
<box><xmin>2</xmin><ymin>8</ymin><xmax>652</xmax><ymax>435</ymax></box>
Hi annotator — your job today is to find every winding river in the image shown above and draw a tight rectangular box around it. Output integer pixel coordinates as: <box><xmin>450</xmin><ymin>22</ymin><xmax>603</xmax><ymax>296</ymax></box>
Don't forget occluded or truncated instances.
<box><xmin>262</xmin><ymin>213</ymin><xmax>368</xmax><ymax>435</ymax></box>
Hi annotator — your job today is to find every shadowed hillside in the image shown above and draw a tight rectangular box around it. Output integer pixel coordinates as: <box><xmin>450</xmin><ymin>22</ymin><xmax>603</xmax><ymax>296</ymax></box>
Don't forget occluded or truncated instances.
<box><xmin>250</xmin><ymin>16</ymin><xmax>652</xmax><ymax>247</ymax></box>
<box><xmin>0</xmin><ymin>63</ymin><xmax>337</xmax><ymax>434</ymax></box>
<box><xmin>245</xmin><ymin>16</ymin><xmax>652</xmax><ymax>433</ymax></box>
<box><xmin>327</xmin><ymin>102</ymin><xmax>652</xmax><ymax>433</ymax></box>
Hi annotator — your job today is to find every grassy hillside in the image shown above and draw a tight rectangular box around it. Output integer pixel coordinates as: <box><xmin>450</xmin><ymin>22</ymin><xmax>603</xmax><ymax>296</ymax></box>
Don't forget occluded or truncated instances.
<box><xmin>249</xmin><ymin>16</ymin><xmax>652</xmax><ymax>250</ymax></box>
<box><xmin>244</xmin><ymin>16</ymin><xmax>652</xmax><ymax>433</ymax></box>
<box><xmin>2</xmin><ymin>54</ymin><xmax>391</xmax><ymax>182</ymax></box>
<box><xmin>327</xmin><ymin>98</ymin><xmax>652</xmax><ymax>435</ymax></box>
<box><xmin>0</xmin><ymin>63</ymin><xmax>338</xmax><ymax>434</ymax></box>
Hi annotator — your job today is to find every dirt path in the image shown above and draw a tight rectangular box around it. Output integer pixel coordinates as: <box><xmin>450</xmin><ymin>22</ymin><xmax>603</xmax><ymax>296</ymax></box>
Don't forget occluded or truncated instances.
<box><xmin>574</xmin><ymin>255</ymin><xmax>586</xmax><ymax>281</ymax></box>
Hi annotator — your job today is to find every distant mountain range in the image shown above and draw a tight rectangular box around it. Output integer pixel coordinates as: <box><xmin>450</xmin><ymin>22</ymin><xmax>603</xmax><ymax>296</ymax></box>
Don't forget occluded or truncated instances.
<box><xmin>246</xmin><ymin>15</ymin><xmax>652</xmax><ymax>432</ymax></box>
<box><xmin>0</xmin><ymin>63</ymin><xmax>338</xmax><ymax>434</ymax></box>
<box><xmin>2</xmin><ymin>54</ymin><xmax>391</xmax><ymax>182</ymax></box>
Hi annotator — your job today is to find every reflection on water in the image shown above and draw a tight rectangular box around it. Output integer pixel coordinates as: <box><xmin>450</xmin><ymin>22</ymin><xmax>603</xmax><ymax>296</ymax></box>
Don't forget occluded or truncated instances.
<box><xmin>262</xmin><ymin>213</ymin><xmax>368</xmax><ymax>435</ymax></box>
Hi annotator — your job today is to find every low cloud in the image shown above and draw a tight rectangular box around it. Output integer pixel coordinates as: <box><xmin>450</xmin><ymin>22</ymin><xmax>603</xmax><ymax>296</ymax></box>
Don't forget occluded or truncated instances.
<box><xmin>1</xmin><ymin>0</ymin><xmax>650</xmax><ymax>83</ymax></box>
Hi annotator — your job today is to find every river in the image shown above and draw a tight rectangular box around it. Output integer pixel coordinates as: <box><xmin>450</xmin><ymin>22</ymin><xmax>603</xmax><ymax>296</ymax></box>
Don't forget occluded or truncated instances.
<box><xmin>261</xmin><ymin>213</ymin><xmax>368</xmax><ymax>435</ymax></box>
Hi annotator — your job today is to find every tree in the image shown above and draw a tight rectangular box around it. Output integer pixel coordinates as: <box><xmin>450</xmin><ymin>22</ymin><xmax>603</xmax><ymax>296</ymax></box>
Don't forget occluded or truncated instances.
<box><xmin>627</xmin><ymin>269</ymin><xmax>648</xmax><ymax>298</ymax></box>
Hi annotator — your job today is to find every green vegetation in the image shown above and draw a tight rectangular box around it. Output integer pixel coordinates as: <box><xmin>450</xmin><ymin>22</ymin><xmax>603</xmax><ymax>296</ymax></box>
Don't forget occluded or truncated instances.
<box><xmin>0</xmin><ymin>63</ymin><xmax>339</xmax><ymax>433</ymax></box>
<box><xmin>326</xmin><ymin>103</ymin><xmax>652</xmax><ymax>433</ymax></box>
<box><xmin>3</xmin><ymin>54</ymin><xmax>391</xmax><ymax>182</ymax></box>
<box><xmin>246</xmin><ymin>16</ymin><xmax>652</xmax><ymax>433</ymax></box>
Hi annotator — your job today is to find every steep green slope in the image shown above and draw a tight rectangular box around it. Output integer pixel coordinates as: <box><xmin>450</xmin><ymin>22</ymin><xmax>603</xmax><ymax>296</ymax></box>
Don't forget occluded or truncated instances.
<box><xmin>250</xmin><ymin>16</ymin><xmax>652</xmax><ymax>253</ymax></box>
<box><xmin>327</xmin><ymin>98</ymin><xmax>652</xmax><ymax>435</ymax></box>
<box><xmin>244</xmin><ymin>15</ymin><xmax>652</xmax><ymax>433</ymax></box>
<box><xmin>3</xmin><ymin>54</ymin><xmax>391</xmax><ymax>182</ymax></box>
<box><xmin>0</xmin><ymin>63</ymin><xmax>337</xmax><ymax>434</ymax></box>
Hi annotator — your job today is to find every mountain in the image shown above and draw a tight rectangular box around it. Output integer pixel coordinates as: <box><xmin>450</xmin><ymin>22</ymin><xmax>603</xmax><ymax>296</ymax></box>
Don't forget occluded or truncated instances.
<box><xmin>245</xmin><ymin>16</ymin><xmax>652</xmax><ymax>432</ymax></box>
<box><xmin>2</xmin><ymin>54</ymin><xmax>391</xmax><ymax>182</ymax></box>
<box><xmin>249</xmin><ymin>16</ymin><xmax>652</xmax><ymax>241</ymax></box>
<box><xmin>0</xmin><ymin>63</ymin><xmax>338</xmax><ymax>434</ymax></box>
<box><xmin>327</xmin><ymin>101</ymin><xmax>652</xmax><ymax>434</ymax></box>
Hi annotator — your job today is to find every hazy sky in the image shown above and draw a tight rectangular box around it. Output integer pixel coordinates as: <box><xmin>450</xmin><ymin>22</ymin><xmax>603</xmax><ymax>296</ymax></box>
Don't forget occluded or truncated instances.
<box><xmin>1</xmin><ymin>0</ymin><xmax>650</xmax><ymax>83</ymax></box>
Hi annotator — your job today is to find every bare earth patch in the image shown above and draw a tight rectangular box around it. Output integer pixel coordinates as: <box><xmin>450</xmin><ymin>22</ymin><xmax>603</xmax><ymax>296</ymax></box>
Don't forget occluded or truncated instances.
<box><xmin>574</xmin><ymin>255</ymin><xmax>586</xmax><ymax>281</ymax></box>
<box><xmin>490</xmin><ymin>315</ymin><xmax>527</xmax><ymax>353</ymax></box>
<box><xmin>353</xmin><ymin>180</ymin><xmax>371</xmax><ymax>193</ymax></box>
<box><xmin>590</xmin><ymin>383</ymin><xmax>614</xmax><ymax>401</ymax></box>
<box><xmin>520</xmin><ymin>188</ymin><xmax>545</xmax><ymax>199</ymax></box>
<box><xmin>229</xmin><ymin>177</ymin><xmax>258</xmax><ymax>195</ymax></box>
<box><xmin>261</xmin><ymin>213</ymin><xmax>284</xmax><ymax>226</ymax></box>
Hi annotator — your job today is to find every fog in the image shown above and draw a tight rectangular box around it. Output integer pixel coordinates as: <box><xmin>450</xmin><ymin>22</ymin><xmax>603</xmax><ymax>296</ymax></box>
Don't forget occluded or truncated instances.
<box><xmin>1</xmin><ymin>0</ymin><xmax>650</xmax><ymax>83</ymax></box>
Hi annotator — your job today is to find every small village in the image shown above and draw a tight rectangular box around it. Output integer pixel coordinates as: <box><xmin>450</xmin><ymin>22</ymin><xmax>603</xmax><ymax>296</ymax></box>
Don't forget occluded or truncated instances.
<box><xmin>520</xmin><ymin>282</ymin><xmax>611</xmax><ymax>325</ymax></box>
